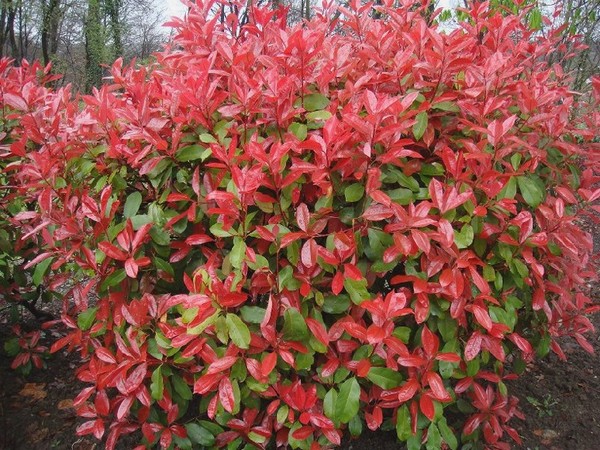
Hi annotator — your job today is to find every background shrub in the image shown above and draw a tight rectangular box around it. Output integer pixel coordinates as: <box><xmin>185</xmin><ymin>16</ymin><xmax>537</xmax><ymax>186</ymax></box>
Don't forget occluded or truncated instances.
<box><xmin>1</xmin><ymin>1</ymin><xmax>599</xmax><ymax>449</ymax></box>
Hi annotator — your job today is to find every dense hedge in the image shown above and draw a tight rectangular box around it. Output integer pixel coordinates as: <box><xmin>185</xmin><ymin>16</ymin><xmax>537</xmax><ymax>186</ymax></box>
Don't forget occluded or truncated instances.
<box><xmin>1</xmin><ymin>1</ymin><xmax>599</xmax><ymax>449</ymax></box>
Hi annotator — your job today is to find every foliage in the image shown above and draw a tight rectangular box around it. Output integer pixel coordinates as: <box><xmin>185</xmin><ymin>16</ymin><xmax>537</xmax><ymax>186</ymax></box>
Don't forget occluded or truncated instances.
<box><xmin>1</xmin><ymin>1</ymin><xmax>600</xmax><ymax>449</ymax></box>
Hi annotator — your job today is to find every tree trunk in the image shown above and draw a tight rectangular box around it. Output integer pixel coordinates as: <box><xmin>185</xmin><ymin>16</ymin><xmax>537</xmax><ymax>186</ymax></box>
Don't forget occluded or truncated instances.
<box><xmin>85</xmin><ymin>0</ymin><xmax>104</xmax><ymax>92</ymax></box>
<box><xmin>41</xmin><ymin>0</ymin><xmax>62</xmax><ymax>66</ymax></box>
<box><xmin>105</xmin><ymin>0</ymin><xmax>122</xmax><ymax>58</ymax></box>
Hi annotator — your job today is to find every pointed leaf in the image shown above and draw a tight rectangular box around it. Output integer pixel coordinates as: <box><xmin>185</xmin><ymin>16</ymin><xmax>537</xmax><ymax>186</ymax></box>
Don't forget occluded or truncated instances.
<box><xmin>226</xmin><ymin>314</ymin><xmax>251</xmax><ymax>349</ymax></box>
<box><xmin>334</xmin><ymin>377</ymin><xmax>360</xmax><ymax>424</ymax></box>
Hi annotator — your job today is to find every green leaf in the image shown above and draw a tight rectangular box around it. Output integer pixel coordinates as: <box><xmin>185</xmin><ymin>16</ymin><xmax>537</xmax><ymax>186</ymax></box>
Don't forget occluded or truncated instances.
<box><xmin>529</xmin><ymin>8</ymin><xmax>542</xmax><ymax>29</ymax></box>
<box><xmin>323</xmin><ymin>388</ymin><xmax>337</xmax><ymax>420</ymax></box>
<box><xmin>344</xmin><ymin>278</ymin><xmax>370</xmax><ymax>305</ymax></box>
<box><xmin>4</xmin><ymin>337</ymin><xmax>21</xmax><ymax>356</ymax></box>
<box><xmin>277</xmin><ymin>405</ymin><xmax>289</xmax><ymax>424</ymax></box>
<box><xmin>322</xmin><ymin>295</ymin><xmax>351</xmax><ymax>314</ymax></box>
<box><xmin>154</xmin><ymin>257</ymin><xmax>174</xmax><ymax>276</ymax></box>
<box><xmin>388</xmin><ymin>188</ymin><xmax>416</xmax><ymax>205</ymax></box>
<box><xmin>172</xmin><ymin>374</ymin><xmax>193</xmax><ymax>400</ymax></box>
<box><xmin>124</xmin><ymin>192</ymin><xmax>142</xmax><ymax>218</ymax></box>
<box><xmin>306</xmin><ymin>110</ymin><xmax>332</xmax><ymax>121</ymax></box>
<box><xmin>186</xmin><ymin>423</ymin><xmax>215</xmax><ymax>447</ymax></box>
<box><xmin>413</xmin><ymin>111</ymin><xmax>428</xmax><ymax>141</ymax></box>
<box><xmin>130</xmin><ymin>214</ymin><xmax>152</xmax><ymax>229</ymax></box>
<box><xmin>366</xmin><ymin>228</ymin><xmax>394</xmax><ymax>260</ymax></box>
<box><xmin>150</xmin><ymin>227</ymin><xmax>170</xmax><ymax>246</ymax></box>
<box><xmin>344</xmin><ymin>184</ymin><xmax>365</xmax><ymax>203</ymax></box>
<box><xmin>210</xmin><ymin>223</ymin><xmax>234</xmax><ymax>237</ymax></box>
<box><xmin>226</xmin><ymin>313</ymin><xmax>251</xmax><ymax>349</ymax></box>
<box><xmin>176</xmin><ymin>144</ymin><xmax>211</xmax><ymax>162</ymax></box>
<box><xmin>367</xmin><ymin>367</ymin><xmax>404</xmax><ymax>389</ymax></box>
<box><xmin>278</xmin><ymin>264</ymin><xmax>301</xmax><ymax>291</ymax></box>
<box><xmin>396</xmin><ymin>404</ymin><xmax>411</xmax><ymax>441</ymax></box>
<box><xmin>511</xmin><ymin>258</ymin><xmax>529</xmax><ymax>279</ymax></box>
<box><xmin>426</xmin><ymin>424</ymin><xmax>442</xmax><ymax>450</ymax></box>
<box><xmin>77</xmin><ymin>307</ymin><xmax>98</xmax><ymax>331</ymax></box>
<box><xmin>199</xmin><ymin>133</ymin><xmax>217</xmax><ymax>143</ymax></box>
<box><xmin>517</xmin><ymin>176</ymin><xmax>545</xmax><ymax>208</ymax></box>
<box><xmin>32</xmin><ymin>257</ymin><xmax>53</xmax><ymax>286</ymax></box>
<box><xmin>334</xmin><ymin>377</ymin><xmax>360</xmax><ymax>424</ymax></box>
<box><xmin>240</xmin><ymin>306</ymin><xmax>266</xmax><ymax>324</ymax></box>
<box><xmin>438</xmin><ymin>417</ymin><xmax>458</xmax><ymax>450</ymax></box>
<box><xmin>510</xmin><ymin>153</ymin><xmax>522</xmax><ymax>171</ymax></box>
<box><xmin>498</xmin><ymin>176</ymin><xmax>517</xmax><ymax>200</ymax></box>
<box><xmin>150</xmin><ymin>366</ymin><xmax>164</xmax><ymax>400</ymax></box>
<box><xmin>303</xmin><ymin>93</ymin><xmax>330</xmax><ymax>112</ymax></box>
<box><xmin>100</xmin><ymin>268</ymin><xmax>127</xmax><ymax>291</ymax></box>
<box><xmin>454</xmin><ymin>224</ymin><xmax>474</xmax><ymax>249</ymax></box>
<box><xmin>230</xmin><ymin>237</ymin><xmax>247</xmax><ymax>269</ymax></box>
<box><xmin>289</xmin><ymin>123</ymin><xmax>308</xmax><ymax>141</ymax></box>
<box><xmin>349</xmin><ymin>414</ymin><xmax>363</xmax><ymax>437</ymax></box>
<box><xmin>282</xmin><ymin>308</ymin><xmax>309</xmax><ymax>341</ymax></box>
<box><xmin>432</xmin><ymin>101</ymin><xmax>460</xmax><ymax>112</ymax></box>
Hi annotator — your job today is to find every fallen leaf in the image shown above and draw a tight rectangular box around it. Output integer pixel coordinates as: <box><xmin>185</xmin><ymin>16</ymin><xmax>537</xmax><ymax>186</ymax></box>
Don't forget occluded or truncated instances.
<box><xmin>26</xmin><ymin>424</ymin><xmax>49</xmax><ymax>443</ymax></box>
<box><xmin>19</xmin><ymin>383</ymin><xmax>47</xmax><ymax>400</ymax></box>
<box><xmin>58</xmin><ymin>399</ymin><xmax>74</xmax><ymax>410</ymax></box>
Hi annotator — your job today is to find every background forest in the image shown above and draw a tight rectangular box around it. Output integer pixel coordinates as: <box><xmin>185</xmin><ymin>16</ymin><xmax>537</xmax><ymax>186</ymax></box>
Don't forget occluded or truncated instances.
<box><xmin>0</xmin><ymin>0</ymin><xmax>597</xmax><ymax>93</ymax></box>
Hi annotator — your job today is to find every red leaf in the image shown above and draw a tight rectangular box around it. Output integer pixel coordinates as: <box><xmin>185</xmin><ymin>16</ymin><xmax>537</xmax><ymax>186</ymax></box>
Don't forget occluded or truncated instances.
<box><xmin>310</xmin><ymin>413</ymin><xmax>334</xmax><ymax>429</ymax></box>
<box><xmin>296</xmin><ymin>203</ymin><xmax>310</xmax><ymax>232</ymax></box>
<box><xmin>306</xmin><ymin>318</ymin><xmax>330</xmax><ymax>346</ymax></box>
<box><xmin>125</xmin><ymin>258</ymin><xmax>139</xmax><ymax>278</ymax></box>
<box><xmin>411</xmin><ymin>229</ymin><xmax>430</xmax><ymax>254</ymax></box>
<box><xmin>508</xmin><ymin>333</ymin><xmax>533</xmax><ymax>355</ymax></box>
<box><xmin>207</xmin><ymin>356</ymin><xmax>238</xmax><ymax>374</ymax></box>
<box><xmin>125</xmin><ymin>363</ymin><xmax>147</xmax><ymax>393</ymax></box>
<box><xmin>332</xmin><ymin>271</ymin><xmax>344</xmax><ymax>295</ymax></box>
<box><xmin>436</xmin><ymin>352</ymin><xmax>461</xmax><ymax>363</ymax></box>
<box><xmin>4</xmin><ymin>92</ymin><xmax>28</xmax><ymax>110</ymax></box>
<box><xmin>261</xmin><ymin>352</ymin><xmax>278</xmax><ymax>377</ymax></box>
<box><xmin>159</xmin><ymin>429</ymin><xmax>172</xmax><ymax>449</ymax></box>
<box><xmin>421</xmin><ymin>325</ymin><xmax>439</xmax><ymax>357</ymax></box>
<box><xmin>362</xmin><ymin>204</ymin><xmax>394</xmax><ymax>221</ymax></box>
<box><xmin>397</xmin><ymin>379</ymin><xmax>419</xmax><ymax>403</ymax></box>
<box><xmin>356</xmin><ymin>359</ymin><xmax>371</xmax><ymax>377</ymax></box>
<box><xmin>292</xmin><ymin>426</ymin><xmax>314</xmax><ymax>440</ymax></box>
<box><xmin>365</xmin><ymin>406</ymin><xmax>383</xmax><ymax>431</ymax></box>
<box><xmin>117</xmin><ymin>396</ymin><xmax>134</xmax><ymax>420</ymax></box>
<box><xmin>322</xmin><ymin>428</ymin><xmax>341</xmax><ymax>445</ymax></box>
<box><xmin>194</xmin><ymin>372</ymin><xmax>223</xmax><ymax>394</ymax></box>
<box><xmin>99</xmin><ymin>242</ymin><xmax>128</xmax><ymax>261</ymax></box>
<box><xmin>426</xmin><ymin>372</ymin><xmax>451</xmax><ymax>402</ymax></box>
<box><xmin>186</xmin><ymin>234</ymin><xmax>213</xmax><ymax>245</ymax></box>
<box><xmin>219</xmin><ymin>377</ymin><xmax>235</xmax><ymax>413</ymax></box>
<box><xmin>94</xmin><ymin>390</ymin><xmax>110</xmax><ymax>416</ymax></box>
<box><xmin>280</xmin><ymin>232</ymin><xmax>307</xmax><ymax>248</ymax></box>
<box><xmin>367</xmin><ymin>324</ymin><xmax>386</xmax><ymax>344</ymax></box>
<box><xmin>419</xmin><ymin>394</ymin><xmax>435</xmax><ymax>421</ymax></box>
<box><xmin>464</xmin><ymin>413</ymin><xmax>484</xmax><ymax>436</ymax></box>
<box><xmin>465</xmin><ymin>332</ymin><xmax>482</xmax><ymax>361</ymax></box>
<box><xmin>95</xmin><ymin>347</ymin><xmax>116</xmax><ymax>364</ymax></box>
<box><xmin>471</xmin><ymin>304</ymin><xmax>493</xmax><ymax>331</ymax></box>
<box><xmin>301</xmin><ymin>238</ymin><xmax>318</xmax><ymax>268</ymax></box>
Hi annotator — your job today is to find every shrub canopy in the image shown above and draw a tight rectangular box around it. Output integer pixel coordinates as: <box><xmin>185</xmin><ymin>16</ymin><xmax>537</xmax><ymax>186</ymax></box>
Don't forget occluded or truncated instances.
<box><xmin>1</xmin><ymin>0</ymin><xmax>599</xmax><ymax>449</ymax></box>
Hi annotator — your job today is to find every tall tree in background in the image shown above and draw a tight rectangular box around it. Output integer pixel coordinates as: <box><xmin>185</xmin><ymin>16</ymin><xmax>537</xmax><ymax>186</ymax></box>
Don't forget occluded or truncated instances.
<box><xmin>0</xmin><ymin>1</ymin><xmax>19</xmax><ymax>59</ymax></box>
<box><xmin>41</xmin><ymin>0</ymin><xmax>62</xmax><ymax>65</ymax></box>
<box><xmin>555</xmin><ymin>0</ymin><xmax>599</xmax><ymax>90</ymax></box>
<box><xmin>85</xmin><ymin>0</ymin><xmax>104</xmax><ymax>91</ymax></box>
<box><xmin>105</xmin><ymin>0</ymin><xmax>122</xmax><ymax>58</ymax></box>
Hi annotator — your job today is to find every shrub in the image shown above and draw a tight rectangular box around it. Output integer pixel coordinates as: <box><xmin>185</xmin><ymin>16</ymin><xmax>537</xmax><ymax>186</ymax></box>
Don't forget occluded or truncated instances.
<box><xmin>1</xmin><ymin>1</ymin><xmax>599</xmax><ymax>449</ymax></box>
